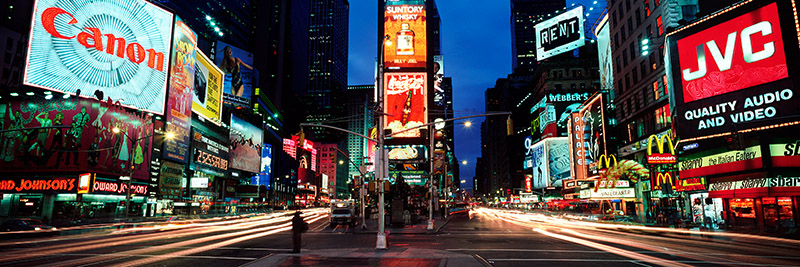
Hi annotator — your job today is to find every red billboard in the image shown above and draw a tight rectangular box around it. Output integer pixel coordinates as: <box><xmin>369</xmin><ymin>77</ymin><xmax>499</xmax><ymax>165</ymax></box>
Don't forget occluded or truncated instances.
<box><xmin>0</xmin><ymin>98</ymin><xmax>154</xmax><ymax>179</ymax></box>
<box><xmin>677</xmin><ymin>3</ymin><xmax>787</xmax><ymax>103</ymax></box>
<box><xmin>668</xmin><ymin>0</ymin><xmax>800</xmax><ymax>139</ymax></box>
<box><xmin>384</xmin><ymin>73</ymin><xmax>428</xmax><ymax>138</ymax></box>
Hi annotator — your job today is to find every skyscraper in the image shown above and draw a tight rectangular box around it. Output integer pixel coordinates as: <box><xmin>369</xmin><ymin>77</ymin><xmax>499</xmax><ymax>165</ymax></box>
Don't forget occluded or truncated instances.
<box><xmin>510</xmin><ymin>0</ymin><xmax>565</xmax><ymax>72</ymax></box>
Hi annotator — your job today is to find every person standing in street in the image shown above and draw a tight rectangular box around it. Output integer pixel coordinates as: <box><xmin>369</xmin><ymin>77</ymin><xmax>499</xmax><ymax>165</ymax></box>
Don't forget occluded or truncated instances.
<box><xmin>291</xmin><ymin>212</ymin><xmax>308</xmax><ymax>253</ymax></box>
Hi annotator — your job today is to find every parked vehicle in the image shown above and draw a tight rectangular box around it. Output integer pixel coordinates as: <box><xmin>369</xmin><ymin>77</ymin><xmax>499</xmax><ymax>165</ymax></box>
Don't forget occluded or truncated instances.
<box><xmin>330</xmin><ymin>208</ymin><xmax>356</xmax><ymax>226</ymax></box>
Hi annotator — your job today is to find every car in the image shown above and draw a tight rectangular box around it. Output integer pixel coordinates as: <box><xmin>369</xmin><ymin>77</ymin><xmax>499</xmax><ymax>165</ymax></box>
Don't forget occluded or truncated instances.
<box><xmin>330</xmin><ymin>208</ymin><xmax>356</xmax><ymax>226</ymax></box>
<box><xmin>0</xmin><ymin>219</ymin><xmax>59</xmax><ymax>234</ymax></box>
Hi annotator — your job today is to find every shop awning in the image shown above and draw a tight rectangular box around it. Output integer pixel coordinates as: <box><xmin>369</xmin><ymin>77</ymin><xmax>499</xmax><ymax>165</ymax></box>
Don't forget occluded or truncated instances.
<box><xmin>709</xmin><ymin>187</ymin><xmax>800</xmax><ymax>198</ymax></box>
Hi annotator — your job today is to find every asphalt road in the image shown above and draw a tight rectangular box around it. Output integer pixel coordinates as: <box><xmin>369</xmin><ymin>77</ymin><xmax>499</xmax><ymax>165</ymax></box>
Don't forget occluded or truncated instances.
<box><xmin>1</xmin><ymin>207</ymin><xmax>799</xmax><ymax>267</ymax></box>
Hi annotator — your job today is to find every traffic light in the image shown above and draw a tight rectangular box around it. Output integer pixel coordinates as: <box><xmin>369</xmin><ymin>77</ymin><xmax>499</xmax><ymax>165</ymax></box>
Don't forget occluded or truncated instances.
<box><xmin>641</xmin><ymin>38</ymin><xmax>650</xmax><ymax>56</ymax></box>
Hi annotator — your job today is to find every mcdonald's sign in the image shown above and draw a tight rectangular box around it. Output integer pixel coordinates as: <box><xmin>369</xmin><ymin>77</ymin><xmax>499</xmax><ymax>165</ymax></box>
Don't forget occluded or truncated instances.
<box><xmin>598</xmin><ymin>154</ymin><xmax>617</xmax><ymax>171</ymax></box>
<box><xmin>652</xmin><ymin>172</ymin><xmax>678</xmax><ymax>191</ymax></box>
<box><xmin>647</xmin><ymin>134</ymin><xmax>677</xmax><ymax>164</ymax></box>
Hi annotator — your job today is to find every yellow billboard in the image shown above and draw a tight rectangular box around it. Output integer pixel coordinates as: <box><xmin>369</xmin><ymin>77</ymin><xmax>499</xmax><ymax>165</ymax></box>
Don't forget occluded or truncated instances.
<box><xmin>384</xmin><ymin>3</ymin><xmax>426</xmax><ymax>69</ymax></box>
<box><xmin>192</xmin><ymin>49</ymin><xmax>223</xmax><ymax>124</ymax></box>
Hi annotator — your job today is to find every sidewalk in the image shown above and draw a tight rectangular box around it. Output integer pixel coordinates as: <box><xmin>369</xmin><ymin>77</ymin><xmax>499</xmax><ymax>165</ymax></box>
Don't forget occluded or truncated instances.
<box><xmin>352</xmin><ymin>214</ymin><xmax>451</xmax><ymax>235</ymax></box>
<box><xmin>241</xmin><ymin>247</ymin><xmax>486</xmax><ymax>267</ymax></box>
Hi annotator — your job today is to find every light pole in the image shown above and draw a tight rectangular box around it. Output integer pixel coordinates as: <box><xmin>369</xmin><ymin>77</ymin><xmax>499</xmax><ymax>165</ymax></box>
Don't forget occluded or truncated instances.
<box><xmin>114</xmin><ymin>127</ymin><xmax>173</xmax><ymax>221</ymax></box>
<box><xmin>376</xmin><ymin>34</ymin><xmax>391</xmax><ymax>249</ymax></box>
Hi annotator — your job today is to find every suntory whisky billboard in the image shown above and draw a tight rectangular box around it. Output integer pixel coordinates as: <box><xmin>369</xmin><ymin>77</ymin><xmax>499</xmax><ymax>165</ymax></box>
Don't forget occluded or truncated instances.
<box><xmin>384</xmin><ymin>72</ymin><xmax>428</xmax><ymax>138</ymax></box>
<box><xmin>384</xmin><ymin>1</ymin><xmax>426</xmax><ymax>69</ymax></box>
<box><xmin>23</xmin><ymin>0</ymin><xmax>174</xmax><ymax>114</ymax></box>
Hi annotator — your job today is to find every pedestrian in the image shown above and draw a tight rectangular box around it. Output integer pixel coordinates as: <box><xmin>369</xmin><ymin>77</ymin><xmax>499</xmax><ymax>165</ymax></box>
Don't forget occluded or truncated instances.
<box><xmin>291</xmin><ymin>211</ymin><xmax>308</xmax><ymax>253</ymax></box>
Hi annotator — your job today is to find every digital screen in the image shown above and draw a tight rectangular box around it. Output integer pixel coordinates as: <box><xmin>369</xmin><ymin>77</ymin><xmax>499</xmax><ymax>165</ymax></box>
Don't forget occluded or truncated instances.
<box><xmin>216</xmin><ymin>41</ymin><xmax>257</xmax><ymax>108</ymax></box>
<box><xmin>252</xmin><ymin>144</ymin><xmax>272</xmax><ymax>190</ymax></box>
<box><xmin>384</xmin><ymin>73</ymin><xmax>428</xmax><ymax>138</ymax></box>
<box><xmin>229</xmin><ymin>114</ymin><xmax>263</xmax><ymax>173</ymax></box>
<box><xmin>23</xmin><ymin>0</ymin><xmax>174</xmax><ymax>114</ymax></box>
<box><xmin>535</xmin><ymin>6</ymin><xmax>585</xmax><ymax>60</ymax></box>
<box><xmin>384</xmin><ymin>2</ymin><xmax>427</xmax><ymax>69</ymax></box>
<box><xmin>193</xmin><ymin>49</ymin><xmax>223</xmax><ymax>124</ymax></box>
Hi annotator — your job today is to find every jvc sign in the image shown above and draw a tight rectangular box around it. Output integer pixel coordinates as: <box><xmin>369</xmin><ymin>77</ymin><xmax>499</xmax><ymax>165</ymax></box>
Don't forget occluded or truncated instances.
<box><xmin>535</xmin><ymin>6</ymin><xmax>585</xmax><ymax>60</ymax></box>
<box><xmin>667</xmin><ymin>1</ymin><xmax>800</xmax><ymax>139</ymax></box>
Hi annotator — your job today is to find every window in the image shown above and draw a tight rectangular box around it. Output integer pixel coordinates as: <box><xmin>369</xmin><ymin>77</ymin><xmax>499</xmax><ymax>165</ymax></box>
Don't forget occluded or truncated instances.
<box><xmin>635</xmin><ymin>9</ymin><xmax>641</xmax><ymax>26</ymax></box>
<box><xmin>652</xmin><ymin>81</ymin><xmax>661</xmax><ymax>100</ymax></box>
<box><xmin>655</xmin><ymin>0</ymin><xmax>661</xmax><ymax>7</ymax></box>
<box><xmin>641</xmin><ymin>61</ymin><xmax>648</xmax><ymax>77</ymax></box>
<box><xmin>629</xmin><ymin>42</ymin><xmax>636</xmax><ymax>59</ymax></box>
<box><xmin>662</xmin><ymin>74</ymin><xmax>669</xmax><ymax>95</ymax></box>
<box><xmin>616</xmin><ymin>56</ymin><xmax>622</xmax><ymax>72</ymax></box>
<box><xmin>657</xmin><ymin>16</ymin><xmax>663</xmax><ymax>35</ymax></box>
<box><xmin>623</xmin><ymin>52</ymin><xmax>628</xmax><ymax>65</ymax></box>
<box><xmin>632</xmin><ymin>68</ymin><xmax>639</xmax><ymax>83</ymax></box>
<box><xmin>650</xmin><ymin>53</ymin><xmax>657</xmax><ymax>70</ymax></box>
<box><xmin>647</xmin><ymin>25</ymin><xmax>652</xmax><ymax>36</ymax></box>
<box><xmin>644</xmin><ymin>0</ymin><xmax>651</xmax><ymax>16</ymax></box>
<box><xmin>621</xmin><ymin>26</ymin><xmax>626</xmax><ymax>40</ymax></box>
<box><xmin>627</xmin><ymin>18</ymin><xmax>633</xmax><ymax>35</ymax></box>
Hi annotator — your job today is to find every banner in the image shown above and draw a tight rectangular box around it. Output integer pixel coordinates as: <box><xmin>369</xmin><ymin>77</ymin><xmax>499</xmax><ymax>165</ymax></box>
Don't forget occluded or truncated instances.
<box><xmin>596</xmin><ymin>14</ymin><xmax>614</xmax><ymax>91</ymax></box>
<box><xmin>159</xmin><ymin>161</ymin><xmax>184</xmax><ymax>199</ymax></box>
<box><xmin>164</xmin><ymin>16</ymin><xmax>196</xmax><ymax>164</ymax></box>
<box><xmin>229</xmin><ymin>114</ymin><xmax>262</xmax><ymax>173</ymax></box>
<box><xmin>709</xmin><ymin>176</ymin><xmax>800</xmax><ymax>191</ymax></box>
<box><xmin>581</xmin><ymin>188</ymin><xmax>635</xmax><ymax>199</ymax></box>
<box><xmin>770</xmin><ymin>140</ymin><xmax>800</xmax><ymax>167</ymax></box>
<box><xmin>384</xmin><ymin>73</ymin><xmax>427</xmax><ymax>138</ymax></box>
<box><xmin>23</xmin><ymin>0</ymin><xmax>173</xmax><ymax>114</ymax></box>
<box><xmin>0</xmin><ymin>177</ymin><xmax>78</xmax><ymax>193</ymax></box>
<box><xmin>530</xmin><ymin>139</ymin><xmax>548</xmax><ymax>189</ymax></box>
<box><xmin>192</xmin><ymin>49</ymin><xmax>223</xmax><ymax>124</ymax></box>
<box><xmin>0</xmin><ymin>98</ymin><xmax>153</xmax><ymax>179</ymax></box>
<box><xmin>433</xmin><ymin>55</ymin><xmax>444</xmax><ymax>106</ymax></box>
<box><xmin>216</xmin><ymin>41</ymin><xmax>256</xmax><ymax>108</ymax></box>
<box><xmin>252</xmin><ymin>144</ymin><xmax>273</xmax><ymax>190</ymax></box>
<box><xmin>678</xmin><ymin>145</ymin><xmax>762</xmax><ymax>178</ymax></box>
<box><xmin>384</xmin><ymin>1</ymin><xmax>426</xmax><ymax>69</ymax></box>
<box><xmin>547</xmin><ymin>137</ymin><xmax>572</xmax><ymax>186</ymax></box>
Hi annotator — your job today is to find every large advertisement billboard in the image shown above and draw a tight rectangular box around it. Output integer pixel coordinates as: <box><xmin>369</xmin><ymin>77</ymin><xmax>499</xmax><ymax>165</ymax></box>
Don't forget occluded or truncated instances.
<box><xmin>229</xmin><ymin>114</ymin><xmax>263</xmax><ymax>173</ymax></box>
<box><xmin>192</xmin><ymin>49</ymin><xmax>223</xmax><ymax>124</ymax></box>
<box><xmin>0</xmin><ymin>98</ymin><xmax>153</xmax><ymax>180</ymax></box>
<box><xmin>164</xmin><ymin>17</ymin><xmax>196</xmax><ymax>164</ymax></box>
<box><xmin>433</xmin><ymin>55</ymin><xmax>445</xmax><ymax>106</ymax></box>
<box><xmin>384</xmin><ymin>2</ymin><xmax>426</xmax><ymax>69</ymax></box>
<box><xmin>215</xmin><ymin>41</ymin><xmax>256</xmax><ymax>108</ymax></box>
<box><xmin>547</xmin><ymin>137</ymin><xmax>571</xmax><ymax>187</ymax></box>
<box><xmin>535</xmin><ymin>6</ymin><xmax>585</xmax><ymax>60</ymax></box>
<box><xmin>596</xmin><ymin>14</ymin><xmax>613</xmax><ymax>91</ymax></box>
<box><xmin>530</xmin><ymin>140</ymin><xmax>548</xmax><ymax>189</ymax></box>
<box><xmin>384</xmin><ymin>73</ymin><xmax>427</xmax><ymax>138</ymax></box>
<box><xmin>668</xmin><ymin>1</ymin><xmax>800</xmax><ymax>139</ymax></box>
<box><xmin>252</xmin><ymin>144</ymin><xmax>272</xmax><ymax>190</ymax></box>
<box><xmin>23</xmin><ymin>0</ymin><xmax>173</xmax><ymax>115</ymax></box>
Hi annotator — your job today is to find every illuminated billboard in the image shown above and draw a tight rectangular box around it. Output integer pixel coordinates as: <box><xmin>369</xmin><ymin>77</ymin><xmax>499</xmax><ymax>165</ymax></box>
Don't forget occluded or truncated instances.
<box><xmin>23</xmin><ymin>0</ymin><xmax>174</xmax><ymax>114</ymax></box>
<box><xmin>252</xmin><ymin>144</ymin><xmax>272</xmax><ymax>190</ymax></box>
<box><xmin>384</xmin><ymin>2</ymin><xmax>426</xmax><ymax>69</ymax></box>
<box><xmin>193</xmin><ymin>49</ymin><xmax>223</xmax><ymax>124</ymax></box>
<box><xmin>216</xmin><ymin>41</ymin><xmax>256</xmax><ymax>108</ymax></box>
<box><xmin>667</xmin><ymin>1</ymin><xmax>800</xmax><ymax>139</ymax></box>
<box><xmin>384</xmin><ymin>73</ymin><xmax>428</xmax><ymax>138</ymax></box>
<box><xmin>596</xmin><ymin>14</ymin><xmax>613</xmax><ymax>91</ymax></box>
<box><xmin>164</xmin><ymin>17</ymin><xmax>196</xmax><ymax>164</ymax></box>
<box><xmin>535</xmin><ymin>6</ymin><xmax>585</xmax><ymax>60</ymax></box>
<box><xmin>229</xmin><ymin>114</ymin><xmax>263</xmax><ymax>173</ymax></box>
<box><xmin>547</xmin><ymin>137</ymin><xmax>571</xmax><ymax>187</ymax></box>
<box><xmin>530</xmin><ymin>140</ymin><xmax>548</xmax><ymax>189</ymax></box>
<box><xmin>0</xmin><ymin>98</ymin><xmax>154</xmax><ymax>180</ymax></box>
<box><xmin>433</xmin><ymin>55</ymin><xmax>445</xmax><ymax>106</ymax></box>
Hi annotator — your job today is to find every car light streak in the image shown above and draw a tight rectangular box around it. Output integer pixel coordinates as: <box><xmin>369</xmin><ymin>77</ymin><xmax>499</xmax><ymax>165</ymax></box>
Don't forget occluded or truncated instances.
<box><xmin>0</xmin><ymin>210</ymin><xmax>322</xmax><ymax>264</ymax></box>
<box><xmin>48</xmin><ymin>212</ymin><xmax>326</xmax><ymax>267</ymax></box>
<box><xmin>534</xmin><ymin>228</ymin><xmax>693</xmax><ymax>267</ymax></box>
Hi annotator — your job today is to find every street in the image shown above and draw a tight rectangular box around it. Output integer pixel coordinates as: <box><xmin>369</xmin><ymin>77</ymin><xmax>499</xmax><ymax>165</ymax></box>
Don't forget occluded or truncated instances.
<box><xmin>1</xmin><ymin>207</ymin><xmax>799</xmax><ymax>267</ymax></box>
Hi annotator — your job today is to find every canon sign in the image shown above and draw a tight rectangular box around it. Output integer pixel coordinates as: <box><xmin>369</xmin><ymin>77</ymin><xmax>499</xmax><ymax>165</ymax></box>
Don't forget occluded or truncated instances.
<box><xmin>677</xmin><ymin>3</ymin><xmax>787</xmax><ymax>103</ymax></box>
<box><xmin>24</xmin><ymin>0</ymin><xmax>173</xmax><ymax>114</ymax></box>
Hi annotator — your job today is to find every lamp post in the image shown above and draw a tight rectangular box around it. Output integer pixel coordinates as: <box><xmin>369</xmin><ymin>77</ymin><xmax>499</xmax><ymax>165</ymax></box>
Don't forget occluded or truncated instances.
<box><xmin>114</xmin><ymin>127</ymin><xmax>173</xmax><ymax>221</ymax></box>
<box><xmin>375</xmin><ymin>34</ymin><xmax>391</xmax><ymax>249</ymax></box>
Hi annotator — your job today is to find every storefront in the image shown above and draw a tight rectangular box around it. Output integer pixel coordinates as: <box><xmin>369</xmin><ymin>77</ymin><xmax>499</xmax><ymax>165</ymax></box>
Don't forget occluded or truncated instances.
<box><xmin>186</xmin><ymin>118</ymin><xmax>230</xmax><ymax>215</ymax></box>
<box><xmin>580</xmin><ymin>185</ymin><xmax>637</xmax><ymax>216</ymax></box>
<box><xmin>709</xmin><ymin>176</ymin><xmax>800</xmax><ymax>230</ymax></box>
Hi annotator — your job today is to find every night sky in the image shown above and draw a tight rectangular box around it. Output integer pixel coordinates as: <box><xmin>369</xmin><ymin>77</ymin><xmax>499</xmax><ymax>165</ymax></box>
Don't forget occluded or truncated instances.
<box><xmin>348</xmin><ymin>0</ymin><xmax>512</xmax><ymax>192</ymax></box>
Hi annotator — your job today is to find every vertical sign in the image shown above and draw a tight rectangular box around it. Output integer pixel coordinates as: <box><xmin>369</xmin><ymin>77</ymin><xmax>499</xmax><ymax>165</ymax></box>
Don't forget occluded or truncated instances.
<box><xmin>164</xmin><ymin>17</ymin><xmax>196</xmax><ymax>163</ymax></box>
<box><xmin>384</xmin><ymin>2</ymin><xmax>427</xmax><ymax>69</ymax></box>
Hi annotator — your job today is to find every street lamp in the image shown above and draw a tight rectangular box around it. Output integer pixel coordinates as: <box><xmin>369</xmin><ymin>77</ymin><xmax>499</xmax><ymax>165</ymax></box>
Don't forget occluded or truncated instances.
<box><xmin>113</xmin><ymin>126</ymin><xmax>173</xmax><ymax>221</ymax></box>
<box><xmin>375</xmin><ymin>34</ymin><xmax>391</xmax><ymax>249</ymax></box>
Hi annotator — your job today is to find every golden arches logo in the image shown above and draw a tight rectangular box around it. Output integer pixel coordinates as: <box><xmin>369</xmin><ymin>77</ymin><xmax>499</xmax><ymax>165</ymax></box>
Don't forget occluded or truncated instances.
<box><xmin>647</xmin><ymin>135</ymin><xmax>675</xmax><ymax>155</ymax></box>
<box><xmin>653</xmin><ymin>172</ymin><xmax>676</xmax><ymax>191</ymax></box>
<box><xmin>597</xmin><ymin>154</ymin><xmax>617</xmax><ymax>170</ymax></box>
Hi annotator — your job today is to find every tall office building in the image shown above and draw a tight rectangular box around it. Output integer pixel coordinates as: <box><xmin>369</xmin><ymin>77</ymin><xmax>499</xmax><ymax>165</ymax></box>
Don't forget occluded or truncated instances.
<box><xmin>510</xmin><ymin>0</ymin><xmax>565</xmax><ymax>72</ymax></box>
<box><xmin>344</xmin><ymin>85</ymin><xmax>375</xmax><ymax>184</ymax></box>
<box><xmin>303</xmin><ymin>0</ymin><xmax>350</xmax><ymax>142</ymax></box>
